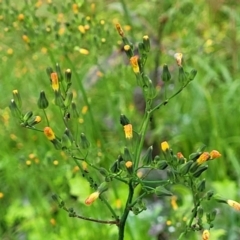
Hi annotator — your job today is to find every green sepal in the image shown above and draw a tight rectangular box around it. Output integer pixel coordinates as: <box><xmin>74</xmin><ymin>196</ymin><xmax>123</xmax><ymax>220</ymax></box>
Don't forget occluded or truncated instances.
<box><xmin>155</xmin><ymin>186</ymin><xmax>172</xmax><ymax>197</ymax></box>
<box><xmin>192</xmin><ymin>165</ymin><xmax>208</xmax><ymax>178</ymax></box>
<box><xmin>142</xmin><ymin>146</ymin><xmax>153</xmax><ymax>165</ymax></box>
<box><xmin>179</xmin><ymin>160</ymin><xmax>194</xmax><ymax>175</ymax></box>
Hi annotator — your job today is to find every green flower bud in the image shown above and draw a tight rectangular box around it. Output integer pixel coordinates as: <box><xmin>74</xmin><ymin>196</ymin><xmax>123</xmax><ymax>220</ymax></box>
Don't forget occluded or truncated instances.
<box><xmin>138</xmin><ymin>42</ymin><xmax>147</xmax><ymax>59</ymax></box>
<box><xmin>125</xmin><ymin>161</ymin><xmax>133</xmax><ymax>175</ymax></box>
<box><xmin>155</xmin><ymin>186</ymin><xmax>172</xmax><ymax>197</ymax></box>
<box><xmin>123</xmin><ymin>147</ymin><xmax>133</xmax><ymax>162</ymax></box>
<box><xmin>28</xmin><ymin>115</ymin><xmax>41</xmax><ymax>126</ymax></box>
<box><xmin>65</xmin><ymin>68</ymin><xmax>72</xmax><ymax>83</ymax></box>
<box><xmin>9</xmin><ymin>99</ymin><xmax>22</xmax><ymax>118</ymax></box>
<box><xmin>162</xmin><ymin>64</ymin><xmax>171</xmax><ymax>82</ymax></box>
<box><xmin>209</xmin><ymin>209</ymin><xmax>217</xmax><ymax>221</ymax></box>
<box><xmin>142</xmin><ymin>35</ymin><xmax>150</xmax><ymax>52</ymax></box>
<box><xmin>12</xmin><ymin>90</ymin><xmax>22</xmax><ymax>108</ymax></box>
<box><xmin>52</xmin><ymin>138</ymin><xmax>62</xmax><ymax>150</ymax></box>
<box><xmin>38</xmin><ymin>91</ymin><xmax>49</xmax><ymax>109</ymax></box>
<box><xmin>178</xmin><ymin>66</ymin><xmax>187</xmax><ymax>85</ymax></box>
<box><xmin>61</xmin><ymin>133</ymin><xmax>72</xmax><ymax>149</ymax></box>
<box><xmin>71</xmin><ymin>102</ymin><xmax>79</xmax><ymax>118</ymax></box>
<box><xmin>123</xmin><ymin>44</ymin><xmax>133</xmax><ymax>58</ymax></box>
<box><xmin>167</xmin><ymin>169</ymin><xmax>176</xmax><ymax>183</ymax></box>
<box><xmin>189</xmin><ymin>152</ymin><xmax>202</xmax><ymax>161</ymax></box>
<box><xmin>188</xmin><ymin>69</ymin><xmax>197</xmax><ymax>81</ymax></box>
<box><xmin>64</xmin><ymin>92</ymin><xmax>73</xmax><ymax>108</ymax></box>
<box><xmin>190</xmin><ymin>162</ymin><xmax>200</xmax><ymax>173</ymax></box>
<box><xmin>197</xmin><ymin>178</ymin><xmax>206</xmax><ymax>192</ymax></box>
<box><xmin>206</xmin><ymin>190</ymin><xmax>214</xmax><ymax>200</ymax></box>
<box><xmin>179</xmin><ymin>160</ymin><xmax>193</xmax><ymax>175</ymax></box>
<box><xmin>197</xmin><ymin>206</ymin><xmax>204</xmax><ymax>218</ymax></box>
<box><xmin>110</xmin><ymin>160</ymin><xmax>120</xmax><ymax>173</ymax></box>
<box><xmin>80</xmin><ymin>133</ymin><xmax>90</xmax><ymax>149</ymax></box>
<box><xmin>98</xmin><ymin>167</ymin><xmax>108</xmax><ymax>177</ymax></box>
<box><xmin>54</xmin><ymin>91</ymin><xmax>65</xmax><ymax>108</ymax></box>
<box><xmin>120</xmin><ymin>114</ymin><xmax>130</xmax><ymax>126</ymax></box>
<box><xmin>156</xmin><ymin>160</ymin><xmax>168</xmax><ymax>170</ymax></box>
<box><xmin>192</xmin><ymin>165</ymin><xmax>208</xmax><ymax>178</ymax></box>
<box><xmin>142</xmin><ymin>146</ymin><xmax>153</xmax><ymax>165</ymax></box>
<box><xmin>97</xmin><ymin>182</ymin><xmax>108</xmax><ymax>194</ymax></box>
<box><xmin>46</xmin><ymin>67</ymin><xmax>54</xmax><ymax>81</ymax></box>
<box><xmin>55</xmin><ymin>63</ymin><xmax>63</xmax><ymax>82</ymax></box>
<box><xmin>23</xmin><ymin>111</ymin><xmax>33</xmax><ymax>122</ymax></box>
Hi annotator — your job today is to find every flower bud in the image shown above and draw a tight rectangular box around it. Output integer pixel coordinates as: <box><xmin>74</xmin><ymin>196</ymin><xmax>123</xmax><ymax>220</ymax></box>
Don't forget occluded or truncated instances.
<box><xmin>142</xmin><ymin>35</ymin><xmax>150</xmax><ymax>52</ymax></box>
<box><xmin>123</xmin><ymin>124</ymin><xmax>133</xmax><ymax>139</ymax></box>
<box><xmin>161</xmin><ymin>141</ymin><xmax>169</xmax><ymax>152</ymax></box>
<box><xmin>65</xmin><ymin>68</ymin><xmax>72</xmax><ymax>83</ymax></box>
<box><xmin>179</xmin><ymin>160</ymin><xmax>193</xmax><ymax>175</ymax></box>
<box><xmin>197</xmin><ymin>206</ymin><xmax>204</xmax><ymax>218</ymax></box>
<box><xmin>37</xmin><ymin>91</ymin><xmax>49</xmax><ymax>109</ymax></box>
<box><xmin>156</xmin><ymin>160</ymin><xmax>168</xmax><ymax>170</ymax></box>
<box><xmin>123</xmin><ymin>147</ymin><xmax>133</xmax><ymax>162</ymax></box>
<box><xmin>196</xmin><ymin>152</ymin><xmax>210</xmax><ymax>165</ymax></box>
<box><xmin>178</xmin><ymin>66</ymin><xmax>187</xmax><ymax>85</ymax></box>
<box><xmin>9</xmin><ymin>99</ymin><xmax>22</xmax><ymax>118</ymax></box>
<box><xmin>61</xmin><ymin>133</ymin><xmax>72</xmax><ymax>149</ymax></box>
<box><xmin>155</xmin><ymin>186</ymin><xmax>172</xmax><ymax>197</ymax></box>
<box><xmin>54</xmin><ymin>91</ymin><xmax>65</xmax><ymax>108</ymax></box>
<box><xmin>98</xmin><ymin>167</ymin><xmax>108</xmax><ymax>177</ymax></box>
<box><xmin>97</xmin><ymin>182</ymin><xmax>108</xmax><ymax>194</ymax></box>
<box><xmin>188</xmin><ymin>69</ymin><xmax>197</xmax><ymax>81</ymax></box>
<box><xmin>174</xmin><ymin>53</ymin><xmax>183</xmax><ymax>66</ymax></box>
<box><xmin>12</xmin><ymin>90</ymin><xmax>22</xmax><ymax>108</ymax></box>
<box><xmin>227</xmin><ymin>199</ymin><xmax>240</xmax><ymax>211</ymax></box>
<box><xmin>162</xmin><ymin>64</ymin><xmax>171</xmax><ymax>82</ymax></box>
<box><xmin>209</xmin><ymin>209</ymin><xmax>217</xmax><ymax>221</ymax></box>
<box><xmin>125</xmin><ymin>161</ymin><xmax>133</xmax><ymax>175</ymax></box>
<box><xmin>206</xmin><ymin>190</ymin><xmax>214</xmax><ymax>200</ymax></box>
<box><xmin>80</xmin><ymin>133</ymin><xmax>90</xmax><ymax>149</ymax></box>
<box><xmin>192</xmin><ymin>165</ymin><xmax>208</xmax><ymax>178</ymax></box>
<box><xmin>110</xmin><ymin>160</ymin><xmax>120</xmax><ymax>173</ymax></box>
<box><xmin>64</xmin><ymin>92</ymin><xmax>73</xmax><ymax>108</ymax></box>
<box><xmin>120</xmin><ymin>114</ymin><xmax>130</xmax><ymax>126</ymax></box>
<box><xmin>197</xmin><ymin>178</ymin><xmax>206</xmax><ymax>192</ymax></box>
<box><xmin>85</xmin><ymin>191</ymin><xmax>100</xmax><ymax>205</ymax></box>
<box><xmin>71</xmin><ymin>102</ymin><xmax>79</xmax><ymax>118</ymax></box>
<box><xmin>23</xmin><ymin>111</ymin><xmax>33</xmax><ymax>122</ymax></box>
<box><xmin>124</xmin><ymin>44</ymin><xmax>133</xmax><ymax>58</ymax></box>
<box><xmin>189</xmin><ymin>152</ymin><xmax>202</xmax><ymax>161</ymax></box>
<box><xmin>115</xmin><ymin>23</ymin><xmax>124</xmax><ymax>37</ymax></box>
<box><xmin>129</xmin><ymin>56</ymin><xmax>140</xmax><ymax>74</ymax></box>
<box><xmin>142</xmin><ymin>146</ymin><xmax>153</xmax><ymax>165</ymax></box>
<box><xmin>28</xmin><ymin>115</ymin><xmax>41</xmax><ymax>126</ymax></box>
<box><xmin>55</xmin><ymin>63</ymin><xmax>63</xmax><ymax>82</ymax></box>
<box><xmin>202</xmin><ymin>230</ymin><xmax>210</xmax><ymax>240</ymax></box>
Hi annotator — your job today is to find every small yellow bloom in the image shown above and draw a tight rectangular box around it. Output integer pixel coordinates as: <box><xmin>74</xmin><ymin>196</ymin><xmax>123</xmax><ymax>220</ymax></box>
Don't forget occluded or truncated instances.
<box><xmin>44</xmin><ymin>127</ymin><xmax>56</xmax><ymax>141</ymax></box>
<box><xmin>171</xmin><ymin>196</ymin><xmax>178</xmax><ymax>210</ymax></box>
<box><xmin>78</xmin><ymin>25</ymin><xmax>85</xmax><ymax>34</ymax></box>
<box><xmin>18</xmin><ymin>14</ymin><xmax>24</xmax><ymax>21</ymax></box>
<box><xmin>79</xmin><ymin>48</ymin><xmax>89</xmax><ymax>55</ymax></box>
<box><xmin>125</xmin><ymin>161</ymin><xmax>133</xmax><ymax>168</ymax></box>
<box><xmin>51</xmin><ymin>72</ymin><xmax>59</xmax><ymax>91</ymax></box>
<box><xmin>227</xmin><ymin>199</ymin><xmax>240</xmax><ymax>211</ymax></box>
<box><xmin>115</xmin><ymin>23</ymin><xmax>124</xmax><ymax>37</ymax></box>
<box><xmin>0</xmin><ymin>192</ymin><xmax>4</xmax><ymax>198</ymax></box>
<box><xmin>124</xmin><ymin>45</ymin><xmax>131</xmax><ymax>51</ymax></box>
<box><xmin>123</xmin><ymin>124</ymin><xmax>133</xmax><ymax>139</ymax></box>
<box><xmin>177</xmin><ymin>152</ymin><xmax>184</xmax><ymax>159</ymax></box>
<box><xmin>129</xmin><ymin>56</ymin><xmax>140</xmax><ymax>73</ymax></box>
<box><xmin>85</xmin><ymin>191</ymin><xmax>100</xmax><ymax>205</ymax></box>
<box><xmin>161</xmin><ymin>141</ymin><xmax>169</xmax><ymax>152</ymax></box>
<box><xmin>72</xmin><ymin>3</ymin><xmax>78</xmax><ymax>14</ymax></box>
<box><xmin>202</xmin><ymin>230</ymin><xmax>210</xmax><ymax>240</ymax></box>
<box><xmin>209</xmin><ymin>150</ymin><xmax>221</xmax><ymax>160</ymax></box>
<box><xmin>196</xmin><ymin>152</ymin><xmax>210</xmax><ymax>165</ymax></box>
<box><xmin>174</xmin><ymin>52</ymin><xmax>183</xmax><ymax>66</ymax></box>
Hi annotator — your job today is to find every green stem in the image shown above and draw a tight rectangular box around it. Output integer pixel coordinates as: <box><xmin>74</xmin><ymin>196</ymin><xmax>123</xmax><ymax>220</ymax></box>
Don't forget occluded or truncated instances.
<box><xmin>118</xmin><ymin>180</ymin><xmax>134</xmax><ymax>240</ymax></box>
<box><xmin>134</xmin><ymin>111</ymin><xmax>151</xmax><ymax>170</ymax></box>
<box><xmin>42</xmin><ymin>109</ymin><xmax>49</xmax><ymax>126</ymax></box>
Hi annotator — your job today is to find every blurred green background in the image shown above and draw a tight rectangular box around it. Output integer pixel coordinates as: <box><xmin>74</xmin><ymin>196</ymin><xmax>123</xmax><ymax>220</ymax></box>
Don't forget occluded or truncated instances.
<box><xmin>0</xmin><ymin>0</ymin><xmax>240</xmax><ymax>239</ymax></box>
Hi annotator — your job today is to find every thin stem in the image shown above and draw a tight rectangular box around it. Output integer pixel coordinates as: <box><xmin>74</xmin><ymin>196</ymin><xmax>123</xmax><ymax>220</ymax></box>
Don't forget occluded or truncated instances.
<box><xmin>42</xmin><ymin>109</ymin><xmax>49</xmax><ymax>126</ymax></box>
<box><xmin>118</xmin><ymin>180</ymin><xmax>134</xmax><ymax>240</ymax></box>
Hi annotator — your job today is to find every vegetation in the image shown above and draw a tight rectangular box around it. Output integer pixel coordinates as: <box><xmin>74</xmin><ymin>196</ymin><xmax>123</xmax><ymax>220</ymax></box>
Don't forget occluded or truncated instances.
<box><xmin>1</xmin><ymin>1</ymin><xmax>240</xmax><ymax>239</ymax></box>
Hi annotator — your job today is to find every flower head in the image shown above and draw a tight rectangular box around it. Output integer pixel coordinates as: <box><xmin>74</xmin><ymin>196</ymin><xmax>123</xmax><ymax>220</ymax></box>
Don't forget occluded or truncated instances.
<box><xmin>124</xmin><ymin>124</ymin><xmax>133</xmax><ymax>139</ymax></box>
<box><xmin>161</xmin><ymin>141</ymin><xmax>169</xmax><ymax>152</ymax></box>
<box><xmin>51</xmin><ymin>72</ymin><xmax>59</xmax><ymax>91</ymax></box>
<box><xmin>209</xmin><ymin>150</ymin><xmax>221</xmax><ymax>160</ymax></box>
<box><xmin>196</xmin><ymin>152</ymin><xmax>210</xmax><ymax>165</ymax></box>
<box><xmin>129</xmin><ymin>56</ymin><xmax>140</xmax><ymax>73</ymax></box>
<box><xmin>85</xmin><ymin>191</ymin><xmax>100</xmax><ymax>205</ymax></box>
<box><xmin>202</xmin><ymin>230</ymin><xmax>210</xmax><ymax>240</ymax></box>
<box><xmin>174</xmin><ymin>53</ymin><xmax>183</xmax><ymax>66</ymax></box>
<box><xmin>44</xmin><ymin>127</ymin><xmax>56</xmax><ymax>141</ymax></box>
<box><xmin>115</xmin><ymin>23</ymin><xmax>124</xmax><ymax>37</ymax></box>
<box><xmin>227</xmin><ymin>199</ymin><xmax>240</xmax><ymax>211</ymax></box>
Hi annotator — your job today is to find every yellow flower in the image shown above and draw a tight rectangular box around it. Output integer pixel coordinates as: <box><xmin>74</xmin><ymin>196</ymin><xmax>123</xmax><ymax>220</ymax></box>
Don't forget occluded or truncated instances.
<box><xmin>174</xmin><ymin>52</ymin><xmax>183</xmax><ymax>66</ymax></box>
<box><xmin>123</xmin><ymin>124</ymin><xmax>133</xmax><ymax>139</ymax></box>
<box><xmin>196</xmin><ymin>152</ymin><xmax>210</xmax><ymax>165</ymax></box>
<box><xmin>161</xmin><ymin>141</ymin><xmax>169</xmax><ymax>152</ymax></box>
<box><xmin>177</xmin><ymin>152</ymin><xmax>184</xmax><ymax>159</ymax></box>
<box><xmin>171</xmin><ymin>196</ymin><xmax>178</xmax><ymax>210</ymax></box>
<box><xmin>79</xmin><ymin>48</ymin><xmax>89</xmax><ymax>55</ymax></box>
<box><xmin>51</xmin><ymin>72</ymin><xmax>59</xmax><ymax>91</ymax></box>
<box><xmin>115</xmin><ymin>23</ymin><xmax>124</xmax><ymax>37</ymax></box>
<box><xmin>209</xmin><ymin>150</ymin><xmax>221</xmax><ymax>160</ymax></box>
<box><xmin>227</xmin><ymin>199</ymin><xmax>240</xmax><ymax>211</ymax></box>
<box><xmin>44</xmin><ymin>127</ymin><xmax>56</xmax><ymax>141</ymax></box>
<box><xmin>125</xmin><ymin>161</ymin><xmax>133</xmax><ymax>168</ymax></box>
<box><xmin>18</xmin><ymin>14</ymin><xmax>24</xmax><ymax>21</ymax></box>
<box><xmin>129</xmin><ymin>56</ymin><xmax>140</xmax><ymax>73</ymax></box>
<box><xmin>85</xmin><ymin>191</ymin><xmax>100</xmax><ymax>205</ymax></box>
<box><xmin>202</xmin><ymin>230</ymin><xmax>210</xmax><ymax>240</ymax></box>
<box><xmin>72</xmin><ymin>3</ymin><xmax>78</xmax><ymax>14</ymax></box>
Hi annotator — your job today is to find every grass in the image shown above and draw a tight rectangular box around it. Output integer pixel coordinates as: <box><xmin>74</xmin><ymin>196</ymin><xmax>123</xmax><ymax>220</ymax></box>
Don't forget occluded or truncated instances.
<box><xmin>1</xmin><ymin>0</ymin><xmax>240</xmax><ymax>239</ymax></box>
